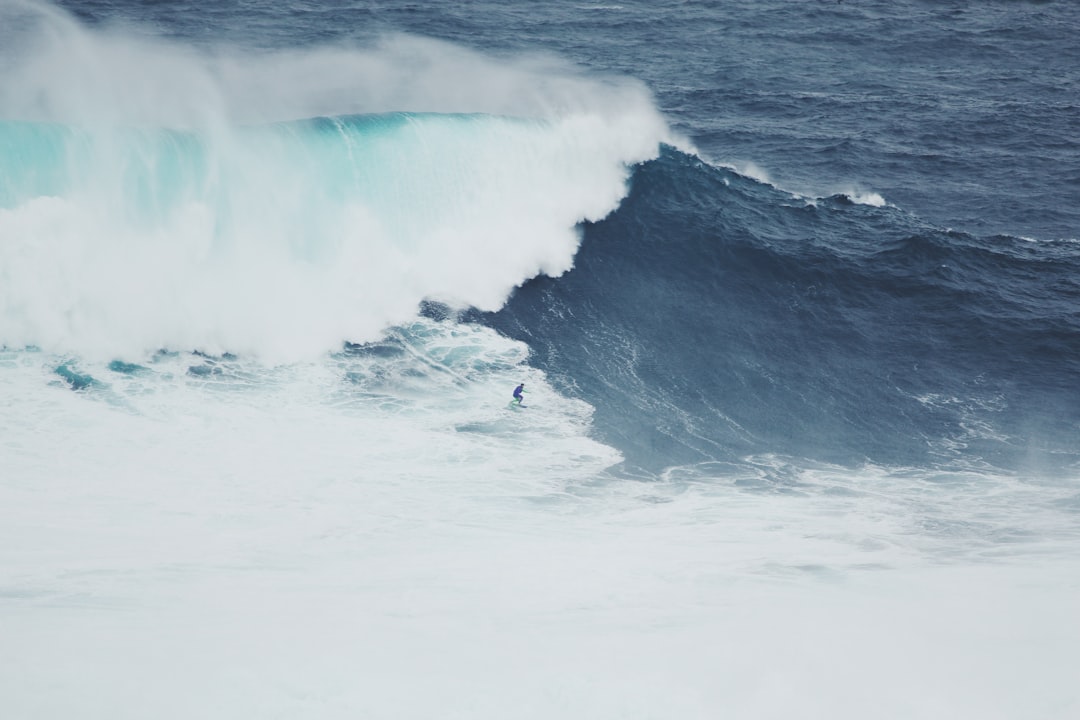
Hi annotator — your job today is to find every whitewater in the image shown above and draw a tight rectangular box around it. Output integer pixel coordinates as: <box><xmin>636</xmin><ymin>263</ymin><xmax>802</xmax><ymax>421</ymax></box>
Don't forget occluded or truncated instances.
<box><xmin>0</xmin><ymin>0</ymin><xmax>671</xmax><ymax>360</ymax></box>
<box><xmin>2</xmin><ymin>1</ymin><xmax>1079</xmax><ymax>718</ymax></box>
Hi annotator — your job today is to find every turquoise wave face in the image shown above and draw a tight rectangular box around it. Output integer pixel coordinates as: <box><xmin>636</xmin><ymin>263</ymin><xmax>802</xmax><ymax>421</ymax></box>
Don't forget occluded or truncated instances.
<box><xmin>0</xmin><ymin>112</ymin><xmax>657</xmax><ymax>359</ymax></box>
<box><xmin>0</xmin><ymin>113</ymin><xmax>499</xmax><ymax>218</ymax></box>
<box><xmin>0</xmin><ymin>111</ymin><xmax>637</xmax><ymax>241</ymax></box>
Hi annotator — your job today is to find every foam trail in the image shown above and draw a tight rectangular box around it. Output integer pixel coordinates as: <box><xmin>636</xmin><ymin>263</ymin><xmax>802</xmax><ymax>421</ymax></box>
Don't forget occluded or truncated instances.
<box><xmin>0</xmin><ymin>1</ymin><xmax>674</xmax><ymax>361</ymax></box>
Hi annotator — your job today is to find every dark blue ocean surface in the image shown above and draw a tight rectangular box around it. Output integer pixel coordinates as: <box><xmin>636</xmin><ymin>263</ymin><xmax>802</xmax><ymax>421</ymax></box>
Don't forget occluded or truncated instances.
<box><xmin>32</xmin><ymin>0</ymin><xmax>1080</xmax><ymax>475</ymax></box>
<box><xmin>472</xmin><ymin>147</ymin><xmax>1080</xmax><ymax>474</ymax></box>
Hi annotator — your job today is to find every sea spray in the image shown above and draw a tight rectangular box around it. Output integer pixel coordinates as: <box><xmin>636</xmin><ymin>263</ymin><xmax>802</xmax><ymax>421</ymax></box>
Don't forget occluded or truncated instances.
<box><xmin>0</xmin><ymin>1</ymin><xmax>675</xmax><ymax>361</ymax></box>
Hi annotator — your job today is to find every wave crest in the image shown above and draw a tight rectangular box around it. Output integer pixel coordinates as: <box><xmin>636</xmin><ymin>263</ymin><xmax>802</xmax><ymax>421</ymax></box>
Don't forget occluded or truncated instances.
<box><xmin>0</xmin><ymin>2</ymin><xmax>674</xmax><ymax>360</ymax></box>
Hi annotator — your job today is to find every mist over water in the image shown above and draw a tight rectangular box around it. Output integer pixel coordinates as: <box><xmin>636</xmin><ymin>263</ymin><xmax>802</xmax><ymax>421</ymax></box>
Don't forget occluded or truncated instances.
<box><xmin>2</xmin><ymin>2</ymin><xmax>1079</xmax><ymax>718</ymax></box>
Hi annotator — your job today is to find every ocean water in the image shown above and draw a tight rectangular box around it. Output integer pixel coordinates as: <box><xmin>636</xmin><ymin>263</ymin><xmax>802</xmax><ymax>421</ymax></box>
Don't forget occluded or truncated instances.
<box><xmin>2</xmin><ymin>1</ymin><xmax>1079</xmax><ymax>718</ymax></box>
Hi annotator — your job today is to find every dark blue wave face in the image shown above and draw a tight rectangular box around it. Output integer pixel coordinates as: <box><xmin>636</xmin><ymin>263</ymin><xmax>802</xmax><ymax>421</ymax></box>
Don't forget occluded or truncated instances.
<box><xmin>473</xmin><ymin>147</ymin><xmax>1080</xmax><ymax>475</ymax></box>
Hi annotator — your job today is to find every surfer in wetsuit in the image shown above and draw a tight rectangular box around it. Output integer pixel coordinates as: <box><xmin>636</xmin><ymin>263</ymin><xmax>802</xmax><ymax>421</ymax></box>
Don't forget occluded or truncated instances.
<box><xmin>512</xmin><ymin>383</ymin><xmax>525</xmax><ymax>405</ymax></box>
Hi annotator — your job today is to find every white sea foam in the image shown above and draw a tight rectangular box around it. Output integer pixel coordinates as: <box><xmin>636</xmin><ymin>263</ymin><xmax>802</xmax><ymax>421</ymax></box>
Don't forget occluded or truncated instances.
<box><xmin>709</xmin><ymin>155</ymin><xmax>889</xmax><ymax>208</ymax></box>
<box><xmin>2</xmin><ymin>342</ymin><xmax>1078</xmax><ymax>719</ymax></box>
<box><xmin>723</xmin><ymin>159</ymin><xmax>775</xmax><ymax>187</ymax></box>
<box><xmin>842</xmin><ymin>188</ymin><xmax>888</xmax><ymax>207</ymax></box>
<box><xmin>0</xmin><ymin>1</ymin><xmax>673</xmax><ymax>361</ymax></box>
<box><xmin>0</xmin><ymin>111</ymin><xmax>658</xmax><ymax>361</ymax></box>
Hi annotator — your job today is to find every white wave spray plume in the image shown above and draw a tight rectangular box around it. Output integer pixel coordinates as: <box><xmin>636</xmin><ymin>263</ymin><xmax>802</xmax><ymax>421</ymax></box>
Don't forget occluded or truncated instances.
<box><xmin>0</xmin><ymin>0</ymin><xmax>675</xmax><ymax>361</ymax></box>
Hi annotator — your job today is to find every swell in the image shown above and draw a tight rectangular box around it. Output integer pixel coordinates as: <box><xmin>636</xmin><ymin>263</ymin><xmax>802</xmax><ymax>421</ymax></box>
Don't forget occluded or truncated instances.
<box><xmin>475</xmin><ymin>147</ymin><xmax>1080</xmax><ymax>475</ymax></box>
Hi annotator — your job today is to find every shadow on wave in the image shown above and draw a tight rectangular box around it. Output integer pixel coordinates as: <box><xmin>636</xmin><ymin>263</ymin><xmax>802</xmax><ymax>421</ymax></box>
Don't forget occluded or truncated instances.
<box><xmin>469</xmin><ymin>146</ymin><xmax>1080</xmax><ymax>477</ymax></box>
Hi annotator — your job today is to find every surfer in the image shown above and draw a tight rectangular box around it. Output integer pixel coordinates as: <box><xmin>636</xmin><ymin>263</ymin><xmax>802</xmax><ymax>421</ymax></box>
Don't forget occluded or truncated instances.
<box><xmin>512</xmin><ymin>383</ymin><xmax>525</xmax><ymax>405</ymax></box>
